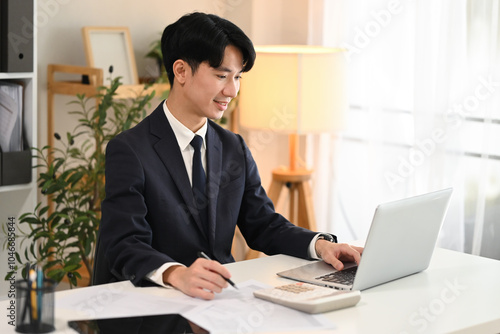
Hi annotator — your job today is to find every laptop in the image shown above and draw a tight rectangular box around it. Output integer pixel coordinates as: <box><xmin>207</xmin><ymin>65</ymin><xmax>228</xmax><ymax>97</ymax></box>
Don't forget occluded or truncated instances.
<box><xmin>277</xmin><ymin>188</ymin><xmax>453</xmax><ymax>291</ymax></box>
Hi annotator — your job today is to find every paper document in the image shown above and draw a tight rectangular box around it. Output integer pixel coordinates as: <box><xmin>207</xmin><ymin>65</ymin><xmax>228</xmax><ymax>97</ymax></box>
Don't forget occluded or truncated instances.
<box><xmin>182</xmin><ymin>280</ymin><xmax>337</xmax><ymax>333</ymax></box>
<box><xmin>58</xmin><ymin>280</ymin><xmax>336</xmax><ymax>333</ymax></box>
<box><xmin>56</xmin><ymin>281</ymin><xmax>199</xmax><ymax>319</ymax></box>
<box><xmin>0</xmin><ymin>81</ymin><xmax>23</xmax><ymax>152</ymax></box>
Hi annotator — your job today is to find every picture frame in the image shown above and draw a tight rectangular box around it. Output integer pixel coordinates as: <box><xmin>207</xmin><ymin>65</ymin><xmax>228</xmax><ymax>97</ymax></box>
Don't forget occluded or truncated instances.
<box><xmin>81</xmin><ymin>26</ymin><xmax>139</xmax><ymax>85</ymax></box>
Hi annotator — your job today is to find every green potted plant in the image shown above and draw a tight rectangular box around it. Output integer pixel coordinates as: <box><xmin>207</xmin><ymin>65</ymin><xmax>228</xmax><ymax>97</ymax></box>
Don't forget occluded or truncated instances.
<box><xmin>4</xmin><ymin>78</ymin><xmax>155</xmax><ymax>288</ymax></box>
<box><xmin>145</xmin><ymin>36</ymin><xmax>169</xmax><ymax>85</ymax></box>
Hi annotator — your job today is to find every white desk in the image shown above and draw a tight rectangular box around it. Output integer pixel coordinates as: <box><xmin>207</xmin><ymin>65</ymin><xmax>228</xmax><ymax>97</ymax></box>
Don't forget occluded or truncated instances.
<box><xmin>2</xmin><ymin>248</ymin><xmax>500</xmax><ymax>333</ymax></box>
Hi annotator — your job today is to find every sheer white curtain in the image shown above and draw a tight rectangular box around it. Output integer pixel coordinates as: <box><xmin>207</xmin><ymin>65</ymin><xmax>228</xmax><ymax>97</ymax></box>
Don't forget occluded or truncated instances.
<box><xmin>309</xmin><ymin>0</ymin><xmax>500</xmax><ymax>258</ymax></box>
<box><xmin>461</xmin><ymin>0</ymin><xmax>500</xmax><ymax>258</ymax></box>
<box><xmin>412</xmin><ymin>0</ymin><xmax>467</xmax><ymax>251</ymax></box>
<box><xmin>309</xmin><ymin>0</ymin><xmax>419</xmax><ymax>241</ymax></box>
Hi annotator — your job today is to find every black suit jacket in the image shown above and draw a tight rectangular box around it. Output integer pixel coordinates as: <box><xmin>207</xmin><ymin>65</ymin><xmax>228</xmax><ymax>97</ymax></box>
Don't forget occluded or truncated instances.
<box><xmin>93</xmin><ymin>102</ymin><xmax>320</xmax><ymax>286</ymax></box>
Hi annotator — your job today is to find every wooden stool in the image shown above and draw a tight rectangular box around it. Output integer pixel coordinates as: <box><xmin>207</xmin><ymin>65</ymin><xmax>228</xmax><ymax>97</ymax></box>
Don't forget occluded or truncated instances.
<box><xmin>245</xmin><ymin>167</ymin><xmax>317</xmax><ymax>260</ymax></box>
<box><xmin>268</xmin><ymin>168</ymin><xmax>317</xmax><ymax>231</ymax></box>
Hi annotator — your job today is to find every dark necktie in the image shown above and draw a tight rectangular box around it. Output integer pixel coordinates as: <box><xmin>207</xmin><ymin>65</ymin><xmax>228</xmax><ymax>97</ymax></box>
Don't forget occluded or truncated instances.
<box><xmin>190</xmin><ymin>135</ymin><xmax>208</xmax><ymax>235</ymax></box>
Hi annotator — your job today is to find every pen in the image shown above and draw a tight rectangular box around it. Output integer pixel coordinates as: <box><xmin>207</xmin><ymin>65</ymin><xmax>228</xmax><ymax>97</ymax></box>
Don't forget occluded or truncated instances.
<box><xmin>21</xmin><ymin>263</ymin><xmax>30</xmax><ymax>324</ymax></box>
<box><xmin>197</xmin><ymin>251</ymin><xmax>239</xmax><ymax>290</ymax></box>
<box><xmin>29</xmin><ymin>269</ymin><xmax>37</xmax><ymax>322</ymax></box>
<box><xmin>36</xmin><ymin>266</ymin><xmax>43</xmax><ymax>328</ymax></box>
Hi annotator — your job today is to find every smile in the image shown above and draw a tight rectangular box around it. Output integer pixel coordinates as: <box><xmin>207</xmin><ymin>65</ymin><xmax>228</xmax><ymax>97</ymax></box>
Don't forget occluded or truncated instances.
<box><xmin>214</xmin><ymin>100</ymin><xmax>230</xmax><ymax>110</ymax></box>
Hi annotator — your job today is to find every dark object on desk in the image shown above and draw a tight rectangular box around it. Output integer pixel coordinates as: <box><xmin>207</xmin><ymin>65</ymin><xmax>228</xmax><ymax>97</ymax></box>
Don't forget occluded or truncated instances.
<box><xmin>68</xmin><ymin>314</ymin><xmax>209</xmax><ymax>334</ymax></box>
<box><xmin>15</xmin><ymin>278</ymin><xmax>55</xmax><ymax>333</ymax></box>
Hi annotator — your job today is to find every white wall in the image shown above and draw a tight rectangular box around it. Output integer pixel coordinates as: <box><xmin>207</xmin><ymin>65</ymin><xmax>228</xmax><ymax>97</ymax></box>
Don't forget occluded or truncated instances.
<box><xmin>250</xmin><ymin>0</ymin><xmax>309</xmax><ymax>45</ymax></box>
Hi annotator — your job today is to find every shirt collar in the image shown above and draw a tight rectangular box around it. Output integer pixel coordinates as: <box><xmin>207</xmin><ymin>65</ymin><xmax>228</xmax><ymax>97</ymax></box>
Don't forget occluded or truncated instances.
<box><xmin>163</xmin><ymin>100</ymin><xmax>207</xmax><ymax>151</ymax></box>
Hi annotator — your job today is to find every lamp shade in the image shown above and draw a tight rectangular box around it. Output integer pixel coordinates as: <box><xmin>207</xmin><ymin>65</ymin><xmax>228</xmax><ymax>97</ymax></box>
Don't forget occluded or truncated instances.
<box><xmin>239</xmin><ymin>45</ymin><xmax>346</xmax><ymax>134</ymax></box>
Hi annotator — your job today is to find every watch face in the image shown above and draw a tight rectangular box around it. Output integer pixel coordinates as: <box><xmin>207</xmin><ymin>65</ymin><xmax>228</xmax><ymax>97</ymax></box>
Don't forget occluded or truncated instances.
<box><xmin>319</xmin><ymin>234</ymin><xmax>333</xmax><ymax>242</ymax></box>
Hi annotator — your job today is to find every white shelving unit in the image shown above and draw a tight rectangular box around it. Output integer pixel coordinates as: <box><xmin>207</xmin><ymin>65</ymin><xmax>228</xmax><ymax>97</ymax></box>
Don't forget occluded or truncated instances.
<box><xmin>0</xmin><ymin>1</ymin><xmax>37</xmax><ymax>296</ymax></box>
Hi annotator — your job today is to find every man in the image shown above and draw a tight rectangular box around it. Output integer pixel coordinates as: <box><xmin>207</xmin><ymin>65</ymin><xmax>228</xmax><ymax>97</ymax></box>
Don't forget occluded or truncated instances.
<box><xmin>93</xmin><ymin>12</ymin><xmax>362</xmax><ymax>300</ymax></box>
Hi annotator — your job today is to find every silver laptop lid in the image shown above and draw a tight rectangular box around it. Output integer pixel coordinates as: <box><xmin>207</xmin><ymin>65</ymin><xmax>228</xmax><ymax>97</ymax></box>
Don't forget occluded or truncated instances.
<box><xmin>277</xmin><ymin>188</ymin><xmax>453</xmax><ymax>291</ymax></box>
<box><xmin>352</xmin><ymin>187</ymin><xmax>452</xmax><ymax>290</ymax></box>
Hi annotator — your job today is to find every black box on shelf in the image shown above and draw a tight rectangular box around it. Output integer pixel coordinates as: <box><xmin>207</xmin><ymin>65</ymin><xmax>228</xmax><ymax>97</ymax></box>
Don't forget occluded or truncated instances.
<box><xmin>0</xmin><ymin>149</ymin><xmax>32</xmax><ymax>186</ymax></box>
<box><xmin>0</xmin><ymin>0</ymin><xmax>34</xmax><ymax>72</ymax></box>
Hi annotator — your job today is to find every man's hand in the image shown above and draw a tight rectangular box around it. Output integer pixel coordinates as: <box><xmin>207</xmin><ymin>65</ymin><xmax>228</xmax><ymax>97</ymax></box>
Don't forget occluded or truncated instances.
<box><xmin>163</xmin><ymin>258</ymin><xmax>231</xmax><ymax>300</ymax></box>
<box><xmin>315</xmin><ymin>240</ymin><xmax>364</xmax><ymax>271</ymax></box>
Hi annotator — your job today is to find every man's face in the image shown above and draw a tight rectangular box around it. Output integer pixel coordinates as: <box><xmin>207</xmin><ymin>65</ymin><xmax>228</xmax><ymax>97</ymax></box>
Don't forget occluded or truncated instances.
<box><xmin>183</xmin><ymin>45</ymin><xmax>243</xmax><ymax>122</ymax></box>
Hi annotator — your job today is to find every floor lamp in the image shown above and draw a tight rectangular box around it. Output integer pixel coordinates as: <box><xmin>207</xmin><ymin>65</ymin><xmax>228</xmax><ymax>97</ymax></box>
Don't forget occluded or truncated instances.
<box><xmin>239</xmin><ymin>45</ymin><xmax>346</xmax><ymax>256</ymax></box>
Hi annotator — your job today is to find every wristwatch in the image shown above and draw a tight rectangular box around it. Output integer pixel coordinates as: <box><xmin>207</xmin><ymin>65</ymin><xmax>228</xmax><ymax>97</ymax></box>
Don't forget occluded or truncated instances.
<box><xmin>317</xmin><ymin>233</ymin><xmax>335</xmax><ymax>243</ymax></box>
<box><xmin>315</xmin><ymin>233</ymin><xmax>335</xmax><ymax>260</ymax></box>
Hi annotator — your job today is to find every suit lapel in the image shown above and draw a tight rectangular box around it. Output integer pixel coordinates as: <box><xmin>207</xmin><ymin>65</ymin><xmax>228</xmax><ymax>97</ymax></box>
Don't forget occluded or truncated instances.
<box><xmin>206</xmin><ymin>123</ymin><xmax>222</xmax><ymax>249</ymax></box>
<box><xmin>148</xmin><ymin>106</ymin><xmax>207</xmax><ymax>238</ymax></box>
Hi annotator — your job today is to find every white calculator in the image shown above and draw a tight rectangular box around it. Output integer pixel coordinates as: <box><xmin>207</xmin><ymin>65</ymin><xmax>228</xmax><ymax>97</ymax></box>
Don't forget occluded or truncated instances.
<box><xmin>253</xmin><ymin>282</ymin><xmax>361</xmax><ymax>314</ymax></box>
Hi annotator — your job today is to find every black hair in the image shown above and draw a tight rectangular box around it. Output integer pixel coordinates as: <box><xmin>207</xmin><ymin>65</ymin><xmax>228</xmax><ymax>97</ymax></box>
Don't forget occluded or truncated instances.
<box><xmin>161</xmin><ymin>12</ymin><xmax>256</xmax><ymax>86</ymax></box>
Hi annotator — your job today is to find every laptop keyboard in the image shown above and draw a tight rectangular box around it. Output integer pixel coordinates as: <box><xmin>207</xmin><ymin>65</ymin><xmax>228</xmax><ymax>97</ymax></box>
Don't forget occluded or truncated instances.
<box><xmin>316</xmin><ymin>266</ymin><xmax>358</xmax><ymax>286</ymax></box>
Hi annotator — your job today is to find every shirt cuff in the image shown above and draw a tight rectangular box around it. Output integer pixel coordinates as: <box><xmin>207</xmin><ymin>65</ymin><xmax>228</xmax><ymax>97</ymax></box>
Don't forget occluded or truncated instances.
<box><xmin>308</xmin><ymin>233</ymin><xmax>337</xmax><ymax>260</ymax></box>
<box><xmin>146</xmin><ymin>262</ymin><xmax>185</xmax><ymax>288</ymax></box>
<box><xmin>308</xmin><ymin>233</ymin><xmax>324</xmax><ymax>260</ymax></box>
